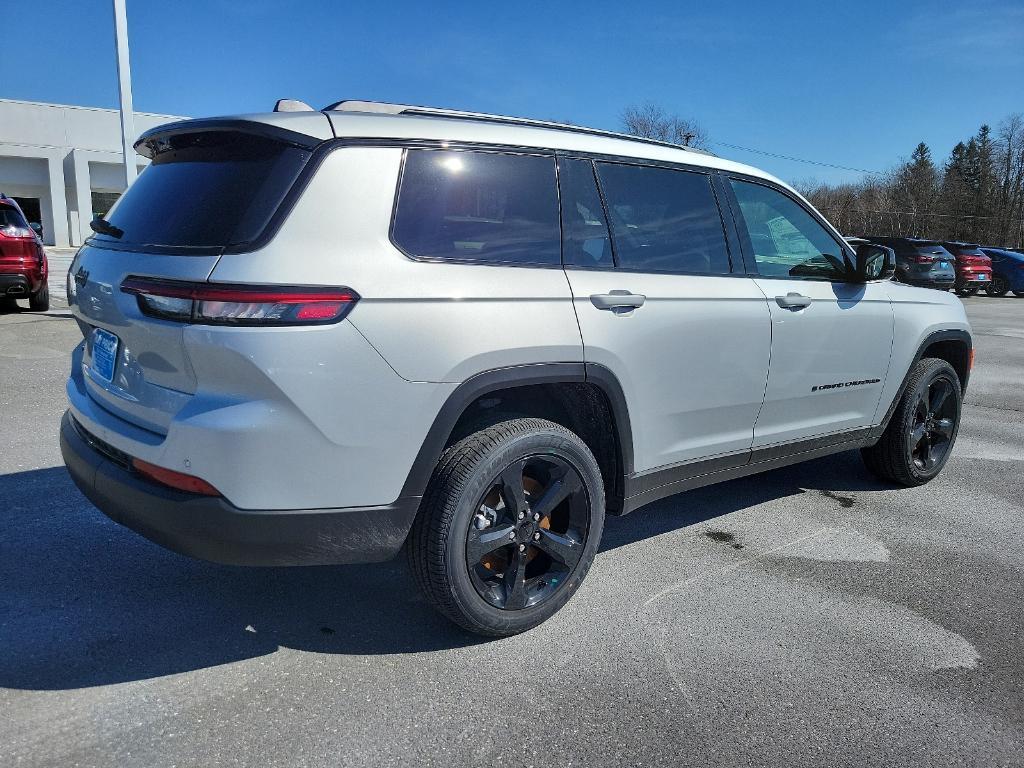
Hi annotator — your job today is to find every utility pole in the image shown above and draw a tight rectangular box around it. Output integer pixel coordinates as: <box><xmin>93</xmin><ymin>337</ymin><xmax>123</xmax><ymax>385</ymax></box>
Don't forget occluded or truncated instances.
<box><xmin>113</xmin><ymin>0</ymin><xmax>137</xmax><ymax>187</ymax></box>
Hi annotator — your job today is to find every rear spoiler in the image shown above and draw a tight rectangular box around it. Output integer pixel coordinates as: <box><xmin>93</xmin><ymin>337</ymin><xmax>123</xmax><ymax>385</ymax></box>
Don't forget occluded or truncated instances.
<box><xmin>134</xmin><ymin>118</ymin><xmax>326</xmax><ymax>159</ymax></box>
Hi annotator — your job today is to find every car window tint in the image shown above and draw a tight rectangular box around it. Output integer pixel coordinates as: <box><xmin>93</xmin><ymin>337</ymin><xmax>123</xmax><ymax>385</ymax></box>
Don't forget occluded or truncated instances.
<box><xmin>594</xmin><ymin>162</ymin><xmax>731</xmax><ymax>274</ymax></box>
<box><xmin>729</xmin><ymin>179</ymin><xmax>846</xmax><ymax>280</ymax></box>
<box><xmin>393</xmin><ymin>150</ymin><xmax>560</xmax><ymax>265</ymax></box>
<box><xmin>0</xmin><ymin>205</ymin><xmax>29</xmax><ymax>229</ymax></box>
<box><xmin>95</xmin><ymin>132</ymin><xmax>311</xmax><ymax>250</ymax></box>
<box><xmin>558</xmin><ymin>158</ymin><xmax>613</xmax><ymax>269</ymax></box>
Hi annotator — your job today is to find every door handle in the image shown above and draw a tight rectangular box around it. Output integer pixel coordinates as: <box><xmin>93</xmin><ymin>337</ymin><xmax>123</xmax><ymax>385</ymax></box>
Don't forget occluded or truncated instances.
<box><xmin>775</xmin><ymin>292</ymin><xmax>813</xmax><ymax>310</ymax></box>
<box><xmin>590</xmin><ymin>292</ymin><xmax>646</xmax><ymax>311</ymax></box>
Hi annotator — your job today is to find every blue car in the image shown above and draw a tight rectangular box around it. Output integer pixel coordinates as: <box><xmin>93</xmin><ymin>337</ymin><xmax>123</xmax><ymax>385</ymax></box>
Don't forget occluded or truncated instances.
<box><xmin>981</xmin><ymin>248</ymin><xmax>1024</xmax><ymax>297</ymax></box>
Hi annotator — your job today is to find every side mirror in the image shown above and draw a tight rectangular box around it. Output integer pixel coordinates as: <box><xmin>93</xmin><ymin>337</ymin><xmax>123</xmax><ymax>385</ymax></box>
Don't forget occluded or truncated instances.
<box><xmin>29</xmin><ymin>222</ymin><xmax>43</xmax><ymax>239</ymax></box>
<box><xmin>853</xmin><ymin>243</ymin><xmax>894</xmax><ymax>282</ymax></box>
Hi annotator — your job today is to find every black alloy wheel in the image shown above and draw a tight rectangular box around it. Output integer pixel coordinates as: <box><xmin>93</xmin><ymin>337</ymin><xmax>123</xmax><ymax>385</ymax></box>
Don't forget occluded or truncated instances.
<box><xmin>861</xmin><ymin>358</ymin><xmax>962</xmax><ymax>486</ymax></box>
<box><xmin>466</xmin><ymin>454</ymin><xmax>590</xmax><ymax>611</ymax></box>
<box><xmin>908</xmin><ymin>375</ymin><xmax>957</xmax><ymax>472</ymax></box>
<box><xmin>408</xmin><ymin>418</ymin><xmax>604</xmax><ymax>637</ymax></box>
<box><xmin>985</xmin><ymin>275</ymin><xmax>1009</xmax><ymax>297</ymax></box>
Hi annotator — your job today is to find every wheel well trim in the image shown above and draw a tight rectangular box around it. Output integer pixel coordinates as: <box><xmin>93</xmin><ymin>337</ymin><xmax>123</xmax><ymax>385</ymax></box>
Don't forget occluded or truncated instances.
<box><xmin>873</xmin><ymin>328</ymin><xmax>972</xmax><ymax>439</ymax></box>
<box><xmin>398</xmin><ymin>362</ymin><xmax>634</xmax><ymax>501</ymax></box>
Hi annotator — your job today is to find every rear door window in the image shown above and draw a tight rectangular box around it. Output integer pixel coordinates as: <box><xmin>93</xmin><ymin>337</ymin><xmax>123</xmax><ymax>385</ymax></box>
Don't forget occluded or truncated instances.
<box><xmin>392</xmin><ymin>150</ymin><xmax>560</xmax><ymax>265</ymax></box>
<box><xmin>95</xmin><ymin>131</ymin><xmax>312</xmax><ymax>251</ymax></box>
<box><xmin>558</xmin><ymin>158</ymin><xmax>613</xmax><ymax>269</ymax></box>
<box><xmin>594</xmin><ymin>162</ymin><xmax>732</xmax><ymax>274</ymax></box>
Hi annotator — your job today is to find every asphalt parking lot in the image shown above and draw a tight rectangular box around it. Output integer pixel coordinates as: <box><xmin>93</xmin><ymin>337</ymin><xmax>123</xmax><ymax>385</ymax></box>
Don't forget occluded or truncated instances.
<box><xmin>1</xmin><ymin>295</ymin><xmax>1022</xmax><ymax>767</ymax></box>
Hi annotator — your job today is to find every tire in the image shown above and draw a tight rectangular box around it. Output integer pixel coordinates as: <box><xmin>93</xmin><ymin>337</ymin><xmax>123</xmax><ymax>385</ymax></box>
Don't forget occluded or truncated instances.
<box><xmin>955</xmin><ymin>283</ymin><xmax>979</xmax><ymax>297</ymax></box>
<box><xmin>861</xmin><ymin>358</ymin><xmax>962</xmax><ymax>487</ymax></box>
<box><xmin>407</xmin><ymin>418</ymin><xmax>605</xmax><ymax>637</ymax></box>
<box><xmin>1014</xmin><ymin>291</ymin><xmax>1024</xmax><ymax>298</ymax></box>
<box><xmin>985</xmin><ymin>276</ymin><xmax>1009</xmax><ymax>297</ymax></box>
<box><xmin>28</xmin><ymin>283</ymin><xmax>49</xmax><ymax>312</ymax></box>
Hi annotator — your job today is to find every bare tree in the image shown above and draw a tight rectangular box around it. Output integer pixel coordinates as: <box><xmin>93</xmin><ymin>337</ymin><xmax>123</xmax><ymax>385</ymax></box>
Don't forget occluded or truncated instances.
<box><xmin>620</xmin><ymin>103</ymin><xmax>709</xmax><ymax>149</ymax></box>
<box><xmin>995</xmin><ymin>114</ymin><xmax>1024</xmax><ymax>245</ymax></box>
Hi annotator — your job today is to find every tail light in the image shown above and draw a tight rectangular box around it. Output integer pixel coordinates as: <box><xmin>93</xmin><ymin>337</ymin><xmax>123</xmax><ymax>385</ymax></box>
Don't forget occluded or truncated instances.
<box><xmin>913</xmin><ymin>255</ymin><xmax>934</xmax><ymax>264</ymax></box>
<box><xmin>0</xmin><ymin>223</ymin><xmax>34</xmax><ymax>238</ymax></box>
<box><xmin>121</xmin><ymin>277</ymin><xmax>359</xmax><ymax>326</ymax></box>
<box><xmin>132</xmin><ymin>458</ymin><xmax>221</xmax><ymax>496</ymax></box>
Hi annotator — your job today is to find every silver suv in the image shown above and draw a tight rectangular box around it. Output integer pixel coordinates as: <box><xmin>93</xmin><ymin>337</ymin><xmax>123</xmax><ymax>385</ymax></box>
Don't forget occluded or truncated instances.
<box><xmin>61</xmin><ymin>101</ymin><xmax>973</xmax><ymax>636</ymax></box>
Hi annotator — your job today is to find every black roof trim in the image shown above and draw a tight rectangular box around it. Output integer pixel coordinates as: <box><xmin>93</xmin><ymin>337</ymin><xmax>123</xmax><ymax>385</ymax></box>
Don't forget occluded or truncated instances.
<box><xmin>133</xmin><ymin>118</ymin><xmax>324</xmax><ymax>158</ymax></box>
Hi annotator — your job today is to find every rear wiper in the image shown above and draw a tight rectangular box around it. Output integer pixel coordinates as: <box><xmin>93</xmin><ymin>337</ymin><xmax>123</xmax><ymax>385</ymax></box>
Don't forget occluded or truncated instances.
<box><xmin>90</xmin><ymin>216</ymin><xmax>124</xmax><ymax>239</ymax></box>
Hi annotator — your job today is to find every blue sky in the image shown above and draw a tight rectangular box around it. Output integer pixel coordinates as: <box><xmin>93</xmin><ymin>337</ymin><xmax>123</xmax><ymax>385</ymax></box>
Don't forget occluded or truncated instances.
<box><xmin>6</xmin><ymin>0</ymin><xmax>1023</xmax><ymax>184</ymax></box>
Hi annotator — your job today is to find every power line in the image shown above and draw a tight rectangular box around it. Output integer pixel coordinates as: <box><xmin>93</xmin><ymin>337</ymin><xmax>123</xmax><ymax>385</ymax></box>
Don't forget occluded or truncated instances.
<box><xmin>712</xmin><ymin>140</ymin><xmax>884</xmax><ymax>175</ymax></box>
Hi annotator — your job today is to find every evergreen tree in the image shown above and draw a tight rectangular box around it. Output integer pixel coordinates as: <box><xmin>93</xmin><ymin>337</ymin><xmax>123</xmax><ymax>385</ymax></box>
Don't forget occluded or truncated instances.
<box><xmin>970</xmin><ymin>125</ymin><xmax>997</xmax><ymax>242</ymax></box>
<box><xmin>893</xmin><ymin>143</ymin><xmax>939</xmax><ymax>234</ymax></box>
<box><xmin>939</xmin><ymin>142</ymin><xmax>970</xmax><ymax>240</ymax></box>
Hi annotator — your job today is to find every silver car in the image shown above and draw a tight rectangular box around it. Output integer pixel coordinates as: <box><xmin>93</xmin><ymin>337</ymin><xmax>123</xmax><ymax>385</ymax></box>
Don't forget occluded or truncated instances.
<box><xmin>61</xmin><ymin>100</ymin><xmax>973</xmax><ymax>636</ymax></box>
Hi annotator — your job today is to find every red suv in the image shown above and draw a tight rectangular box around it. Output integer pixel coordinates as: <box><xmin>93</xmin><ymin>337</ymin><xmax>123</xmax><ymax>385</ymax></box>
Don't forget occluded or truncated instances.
<box><xmin>0</xmin><ymin>195</ymin><xmax>49</xmax><ymax>311</ymax></box>
<box><xmin>942</xmin><ymin>241</ymin><xmax>993</xmax><ymax>297</ymax></box>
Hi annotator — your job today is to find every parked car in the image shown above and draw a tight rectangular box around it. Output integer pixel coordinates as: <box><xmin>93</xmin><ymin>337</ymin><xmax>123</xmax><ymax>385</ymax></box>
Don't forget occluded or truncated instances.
<box><xmin>60</xmin><ymin>100</ymin><xmax>973</xmax><ymax>636</ymax></box>
<box><xmin>980</xmin><ymin>247</ymin><xmax>1024</xmax><ymax>297</ymax></box>
<box><xmin>860</xmin><ymin>236</ymin><xmax>956</xmax><ymax>290</ymax></box>
<box><xmin>0</xmin><ymin>194</ymin><xmax>49</xmax><ymax>310</ymax></box>
<box><xmin>941</xmin><ymin>242</ymin><xmax>992</xmax><ymax>296</ymax></box>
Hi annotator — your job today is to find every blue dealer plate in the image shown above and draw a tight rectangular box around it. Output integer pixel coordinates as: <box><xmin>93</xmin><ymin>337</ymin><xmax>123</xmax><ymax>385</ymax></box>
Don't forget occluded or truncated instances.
<box><xmin>91</xmin><ymin>327</ymin><xmax>119</xmax><ymax>383</ymax></box>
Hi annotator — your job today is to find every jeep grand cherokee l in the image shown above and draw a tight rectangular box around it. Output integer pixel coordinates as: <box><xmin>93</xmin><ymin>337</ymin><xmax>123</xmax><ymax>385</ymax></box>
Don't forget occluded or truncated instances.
<box><xmin>60</xmin><ymin>101</ymin><xmax>973</xmax><ymax>636</ymax></box>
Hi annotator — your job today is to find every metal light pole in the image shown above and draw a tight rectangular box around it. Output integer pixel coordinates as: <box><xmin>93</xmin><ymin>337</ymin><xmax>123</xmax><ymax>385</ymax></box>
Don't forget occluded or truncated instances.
<box><xmin>113</xmin><ymin>0</ymin><xmax>137</xmax><ymax>187</ymax></box>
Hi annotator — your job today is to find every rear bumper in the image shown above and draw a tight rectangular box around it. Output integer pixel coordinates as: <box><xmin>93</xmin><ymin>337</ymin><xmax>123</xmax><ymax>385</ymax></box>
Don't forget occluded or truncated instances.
<box><xmin>0</xmin><ymin>272</ymin><xmax>41</xmax><ymax>296</ymax></box>
<box><xmin>60</xmin><ymin>410</ymin><xmax>421</xmax><ymax>566</ymax></box>
<box><xmin>956</xmin><ymin>272</ymin><xmax>992</xmax><ymax>284</ymax></box>
<box><xmin>905</xmin><ymin>277</ymin><xmax>954</xmax><ymax>288</ymax></box>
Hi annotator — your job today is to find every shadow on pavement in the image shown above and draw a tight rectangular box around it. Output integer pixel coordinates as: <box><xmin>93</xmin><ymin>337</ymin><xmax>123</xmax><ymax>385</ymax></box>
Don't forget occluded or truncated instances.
<box><xmin>0</xmin><ymin>451</ymin><xmax>890</xmax><ymax>690</ymax></box>
<box><xmin>600</xmin><ymin>449</ymin><xmax>890</xmax><ymax>552</ymax></box>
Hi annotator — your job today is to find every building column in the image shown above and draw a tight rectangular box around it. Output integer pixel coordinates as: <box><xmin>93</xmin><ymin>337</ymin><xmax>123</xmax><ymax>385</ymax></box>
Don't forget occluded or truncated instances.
<box><xmin>46</xmin><ymin>151</ymin><xmax>70</xmax><ymax>248</ymax></box>
<box><xmin>72</xmin><ymin>151</ymin><xmax>93</xmax><ymax>247</ymax></box>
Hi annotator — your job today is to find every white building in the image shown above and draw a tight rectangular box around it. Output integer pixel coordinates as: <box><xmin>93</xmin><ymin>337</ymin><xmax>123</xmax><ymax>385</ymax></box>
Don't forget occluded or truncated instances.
<box><xmin>0</xmin><ymin>98</ymin><xmax>185</xmax><ymax>247</ymax></box>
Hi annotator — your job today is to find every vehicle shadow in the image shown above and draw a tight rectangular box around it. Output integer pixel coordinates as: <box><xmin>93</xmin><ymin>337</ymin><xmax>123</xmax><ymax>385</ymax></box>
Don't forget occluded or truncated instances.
<box><xmin>0</xmin><ymin>466</ymin><xmax>483</xmax><ymax>691</ymax></box>
<box><xmin>0</xmin><ymin>452</ymin><xmax>892</xmax><ymax>690</ymax></box>
<box><xmin>600</xmin><ymin>449</ymin><xmax>892</xmax><ymax>552</ymax></box>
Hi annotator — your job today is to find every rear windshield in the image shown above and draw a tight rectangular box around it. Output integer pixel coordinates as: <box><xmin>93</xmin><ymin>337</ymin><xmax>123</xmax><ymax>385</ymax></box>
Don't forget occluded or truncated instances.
<box><xmin>943</xmin><ymin>243</ymin><xmax>983</xmax><ymax>256</ymax></box>
<box><xmin>912</xmin><ymin>242</ymin><xmax>952</xmax><ymax>256</ymax></box>
<box><xmin>0</xmin><ymin>205</ymin><xmax>28</xmax><ymax>229</ymax></box>
<box><xmin>93</xmin><ymin>132</ymin><xmax>311</xmax><ymax>251</ymax></box>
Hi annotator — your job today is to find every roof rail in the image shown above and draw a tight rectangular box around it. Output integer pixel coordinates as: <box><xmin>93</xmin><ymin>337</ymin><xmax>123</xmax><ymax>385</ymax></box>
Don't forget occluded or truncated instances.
<box><xmin>322</xmin><ymin>100</ymin><xmax>712</xmax><ymax>155</ymax></box>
